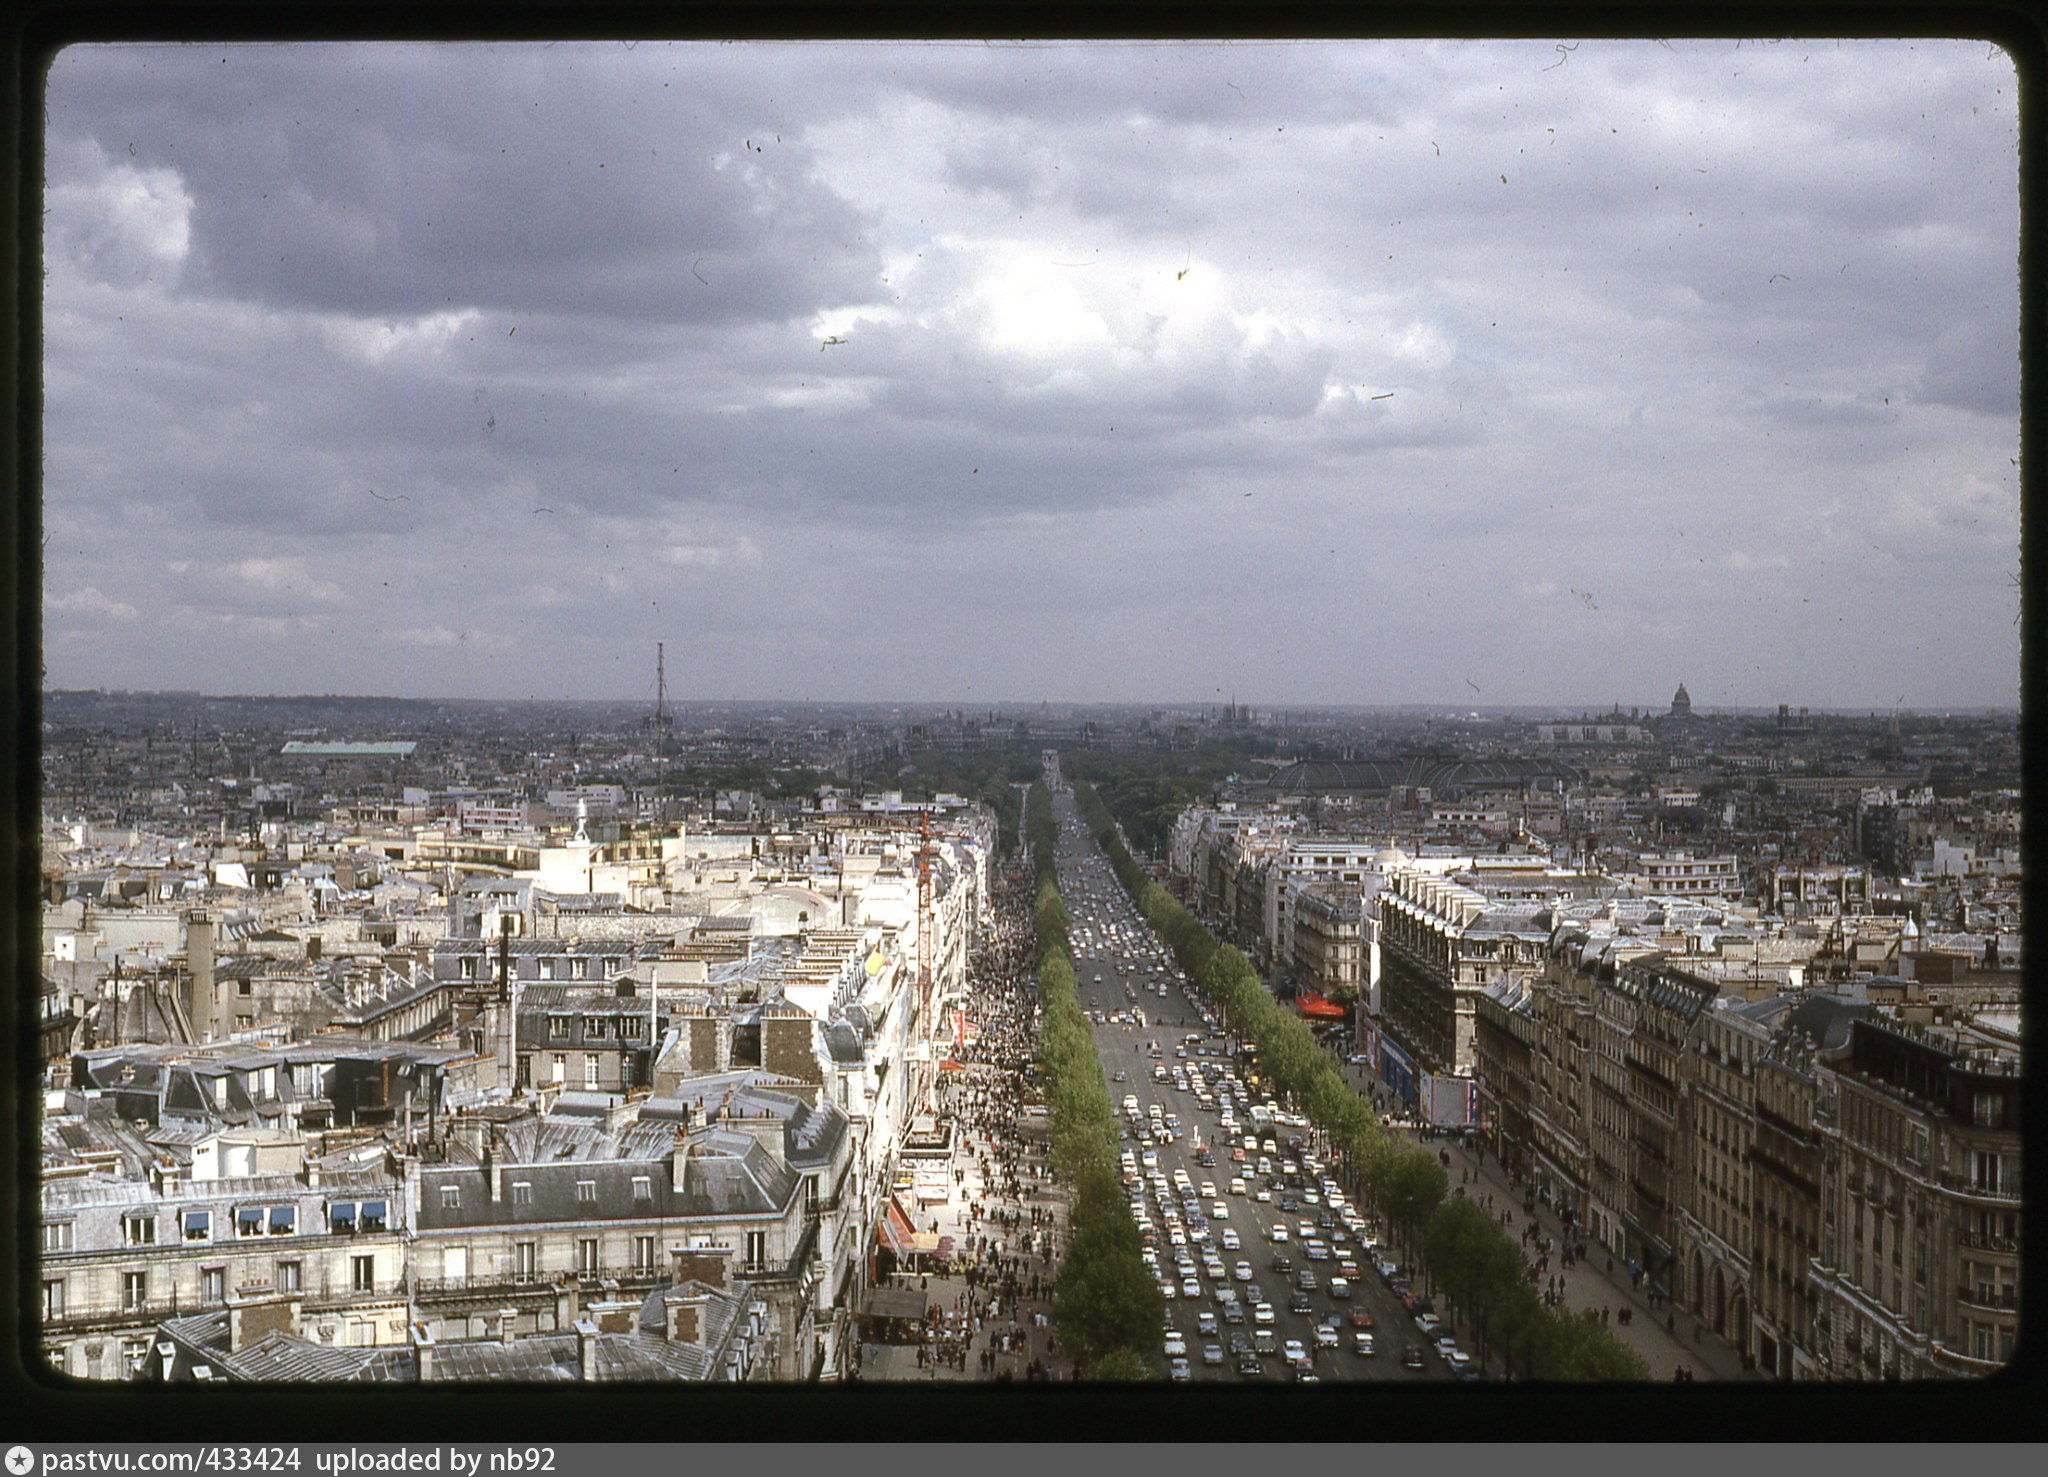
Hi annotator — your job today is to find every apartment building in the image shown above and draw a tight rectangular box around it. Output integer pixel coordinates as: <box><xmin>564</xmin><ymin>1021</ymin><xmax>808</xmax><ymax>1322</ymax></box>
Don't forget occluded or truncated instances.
<box><xmin>40</xmin><ymin>1120</ymin><xmax>410</xmax><ymax>1380</ymax></box>
<box><xmin>1633</xmin><ymin>851</ymin><xmax>1744</xmax><ymax>901</ymax></box>
<box><xmin>1476</xmin><ymin>924</ymin><xmax>2023</xmax><ymax>1380</ymax></box>
<box><xmin>1809</xmin><ymin>1017</ymin><xmax>2022</xmax><ymax>1379</ymax></box>
<box><xmin>1374</xmin><ymin>870</ymin><xmax>1550</xmax><ymax>1100</ymax></box>
<box><xmin>149</xmin><ymin>1246</ymin><xmax>771</xmax><ymax>1383</ymax></box>
<box><xmin>411</xmin><ymin>1079</ymin><xmax>855</xmax><ymax>1380</ymax></box>
<box><xmin>1289</xmin><ymin>883</ymin><xmax>1364</xmax><ymax>1004</ymax></box>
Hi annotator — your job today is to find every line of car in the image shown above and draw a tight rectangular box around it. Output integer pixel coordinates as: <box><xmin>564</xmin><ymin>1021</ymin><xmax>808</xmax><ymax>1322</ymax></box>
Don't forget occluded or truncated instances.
<box><xmin>1054</xmin><ymin>802</ymin><xmax>1482</xmax><ymax>1384</ymax></box>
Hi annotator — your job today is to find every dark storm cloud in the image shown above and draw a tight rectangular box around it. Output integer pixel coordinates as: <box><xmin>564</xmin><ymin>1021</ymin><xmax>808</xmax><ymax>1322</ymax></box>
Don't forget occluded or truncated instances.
<box><xmin>47</xmin><ymin>43</ymin><xmax>884</xmax><ymax>324</ymax></box>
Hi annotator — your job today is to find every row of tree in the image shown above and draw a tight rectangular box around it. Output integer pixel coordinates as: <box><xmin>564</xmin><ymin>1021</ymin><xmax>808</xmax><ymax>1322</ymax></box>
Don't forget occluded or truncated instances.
<box><xmin>1069</xmin><ymin>776</ymin><xmax>1648</xmax><ymax>1381</ymax></box>
<box><xmin>1025</xmin><ymin>782</ymin><xmax>1161</xmax><ymax>1379</ymax></box>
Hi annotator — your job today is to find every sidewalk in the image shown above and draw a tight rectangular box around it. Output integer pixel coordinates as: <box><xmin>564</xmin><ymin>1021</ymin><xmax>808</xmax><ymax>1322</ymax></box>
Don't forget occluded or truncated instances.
<box><xmin>1339</xmin><ymin>1057</ymin><xmax>1759</xmax><ymax>1382</ymax></box>
<box><xmin>855</xmin><ymin>1125</ymin><xmax>1076</xmax><ymax>1383</ymax></box>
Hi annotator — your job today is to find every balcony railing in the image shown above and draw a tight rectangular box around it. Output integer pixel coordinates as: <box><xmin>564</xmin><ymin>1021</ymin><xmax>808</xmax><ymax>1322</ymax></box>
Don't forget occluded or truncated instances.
<box><xmin>42</xmin><ymin>1295</ymin><xmax>187</xmax><ymax>1333</ymax></box>
<box><xmin>1936</xmin><ymin>1170</ymin><xmax>2021</xmax><ymax>1204</ymax></box>
<box><xmin>1957</xmin><ymin>1285</ymin><xmax>2019</xmax><ymax>1312</ymax></box>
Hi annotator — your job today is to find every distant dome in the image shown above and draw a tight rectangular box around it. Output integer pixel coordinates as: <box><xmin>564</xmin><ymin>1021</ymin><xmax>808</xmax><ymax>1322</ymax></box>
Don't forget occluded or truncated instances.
<box><xmin>1670</xmin><ymin>682</ymin><xmax>1693</xmax><ymax>716</ymax></box>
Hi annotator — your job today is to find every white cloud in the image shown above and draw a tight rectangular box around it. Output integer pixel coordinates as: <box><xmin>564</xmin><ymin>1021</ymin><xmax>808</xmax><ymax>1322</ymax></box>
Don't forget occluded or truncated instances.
<box><xmin>47</xmin><ymin>586</ymin><xmax>138</xmax><ymax>620</ymax></box>
<box><xmin>659</xmin><ymin>536</ymin><xmax>764</xmax><ymax>570</ymax></box>
<box><xmin>44</xmin><ymin>135</ymin><xmax>193</xmax><ymax>289</ymax></box>
<box><xmin>231</xmin><ymin>557</ymin><xmax>341</xmax><ymax>603</ymax></box>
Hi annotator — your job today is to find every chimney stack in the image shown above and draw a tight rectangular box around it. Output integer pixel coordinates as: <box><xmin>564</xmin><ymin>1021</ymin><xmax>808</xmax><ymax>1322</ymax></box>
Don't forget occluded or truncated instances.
<box><xmin>574</xmin><ymin>1319</ymin><xmax>600</xmax><ymax>1382</ymax></box>
<box><xmin>226</xmin><ymin>1289</ymin><xmax>302</xmax><ymax>1353</ymax></box>
<box><xmin>669</xmin><ymin>1244</ymin><xmax>730</xmax><ymax>1289</ymax></box>
<box><xmin>185</xmin><ymin>909</ymin><xmax>218</xmax><ymax>1040</ymax></box>
<box><xmin>412</xmin><ymin>1324</ymin><xmax>435</xmax><ymax>1383</ymax></box>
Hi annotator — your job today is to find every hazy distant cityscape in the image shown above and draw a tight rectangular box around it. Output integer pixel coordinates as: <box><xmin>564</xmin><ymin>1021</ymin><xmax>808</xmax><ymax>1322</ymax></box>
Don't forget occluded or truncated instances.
<box><xmin>35</xmin><ymin>683</ymin><xmax>2021</xmax><ymax>1384</ymax></box>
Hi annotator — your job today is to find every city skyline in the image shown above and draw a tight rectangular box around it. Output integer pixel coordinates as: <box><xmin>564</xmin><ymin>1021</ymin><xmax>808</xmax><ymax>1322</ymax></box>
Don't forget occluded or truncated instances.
<box><xmin>42</xmin><ymin>38</ymin><xmax>2021</xmax><ymax>709</ymax></box>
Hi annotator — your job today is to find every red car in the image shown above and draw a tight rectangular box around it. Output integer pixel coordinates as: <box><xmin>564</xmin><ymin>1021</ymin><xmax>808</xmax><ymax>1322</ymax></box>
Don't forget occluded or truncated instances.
<box><xmin>1348</xmin><ymin>1308</ymin><xmax>1374</xmax><ymax>1329</ymax></box>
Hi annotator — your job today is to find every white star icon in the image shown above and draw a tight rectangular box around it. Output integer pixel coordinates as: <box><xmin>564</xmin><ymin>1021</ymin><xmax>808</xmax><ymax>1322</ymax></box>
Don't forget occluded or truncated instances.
<box><xmin>6</xmin><ymin>1447</ymin><xmax>34</xmax><ymax>1476</ymax></box>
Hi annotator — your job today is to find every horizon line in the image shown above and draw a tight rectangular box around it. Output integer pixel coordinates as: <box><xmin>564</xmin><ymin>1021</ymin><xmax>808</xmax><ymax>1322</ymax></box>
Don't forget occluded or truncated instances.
<box><xmin>40</xmin><ymin>688</ymin><xmax>2020</xmax><ymax>716</ymax></box>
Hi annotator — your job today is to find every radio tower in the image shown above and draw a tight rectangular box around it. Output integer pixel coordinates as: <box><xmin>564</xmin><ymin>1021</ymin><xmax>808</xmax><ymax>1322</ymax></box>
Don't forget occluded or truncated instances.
<box><xmin>655</xmin><ymin>641</ymin><xmax>666</xmax><ymax>736</ymax></box>
<box><xmin>653</xmin><ymin>641</ymin><xmax>667</xmax><ymax>809</ymax></box>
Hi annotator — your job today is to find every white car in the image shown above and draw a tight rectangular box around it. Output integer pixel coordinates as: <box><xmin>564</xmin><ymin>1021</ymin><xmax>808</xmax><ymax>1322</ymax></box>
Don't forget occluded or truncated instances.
<box><xmin>1269</xmin><ymin>1226</ymin><xmax>1290</xmax><ymax>1243</ymax></box>
<box><xmin>1164</xmin><ymin>1335</ymin><xmax>1187</xmax><ymax>1357</ymax></box>
<box><xmin>1254</xmin><ymin>1188</ymin><xmax>1273</xmax><ymax>1204</ymax></box>
<box><xmin>1197</xmin><ymin>1311</ymin><xmax>1218</xmax><ymax>1335</ymax></box>
<box><xmin>1282</xmin><ymin>1339</ymin><xmax>1308</xmax><ymax>1363</ymax></box>
<box><xmin>1169</xmin><ymin>1357</ymin><xmax>1192</xmax><ymax>1382</ymax></box>
<box><xmin>1182</xmin><ymin>1277</ymin><xmax>1203</xmax><ymax>1298</ymax></box>
<box><xmin>1220</xmin><ymin>1228</ymin><xmax>1241</xmax><ymax>1251</ymax></box>
<box><xmin>1234</xmin><ymin>1261</ymin><xmax>1254</xmax><ymax>1281</ymax></box>
<box><xmin>1253</xmin><ymin>1303</ymin><xmax>1276</xmax><ymax>1326</ymax></box>
<box><xmin>1314</xmin><ymin>1324</ymin><xmax>1340</xmax><ymax>1349</ymax></box>
<box><xmin>1159</xmin><ymin>1280</ymin><xmax>1177</xmax><ymax>1300</ymax></box>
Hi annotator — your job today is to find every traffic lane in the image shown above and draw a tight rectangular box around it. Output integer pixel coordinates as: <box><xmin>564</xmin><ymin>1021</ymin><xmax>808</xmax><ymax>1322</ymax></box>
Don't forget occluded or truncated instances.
<box><xmin>1090</xmin><ymin>1012</ymin><xmax>1404</xmax><ymax>1384</ymax></box>
<box><xmin>1056</xmin><ymin>829</ymin><xmax>1431</xmax><ymax>1382</ymax></box>
<box><xmin>1120</xmin><ymin>1036</ymin><xmax>1437</xmax><ymax>1383</ymax></box>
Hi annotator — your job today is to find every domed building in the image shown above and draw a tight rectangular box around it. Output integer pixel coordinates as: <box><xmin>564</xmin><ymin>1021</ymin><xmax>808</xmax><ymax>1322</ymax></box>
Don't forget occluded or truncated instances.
<box><xmin>1670</xmin><ymin>682</ymin><xmax>1693</xmax><ymax>718</ymax></box>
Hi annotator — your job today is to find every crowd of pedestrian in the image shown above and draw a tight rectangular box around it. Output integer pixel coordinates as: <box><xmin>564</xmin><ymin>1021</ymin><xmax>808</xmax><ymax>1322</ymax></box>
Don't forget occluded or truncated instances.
<box><xmin>872</xmin><ymin>862</ymin><xmax>1075</xmax><ymax>1381</ymax></box>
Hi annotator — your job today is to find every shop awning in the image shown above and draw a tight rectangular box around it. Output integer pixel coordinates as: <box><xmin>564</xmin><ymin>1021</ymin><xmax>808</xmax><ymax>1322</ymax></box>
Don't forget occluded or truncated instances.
<box><xmin>1295</xmin><ymin>991</ymin><xmax>1347</xmax><ymax>1020</ymax></box>
<box><xmin>876</xmin><ymin>1194</ymin><xmax>918</xmax><ymax>1256</ymax></box>
<box><xmin>861</xmin><ymin>1286</ymin><xmax>928</xmax><ymax>1321</ymax></box>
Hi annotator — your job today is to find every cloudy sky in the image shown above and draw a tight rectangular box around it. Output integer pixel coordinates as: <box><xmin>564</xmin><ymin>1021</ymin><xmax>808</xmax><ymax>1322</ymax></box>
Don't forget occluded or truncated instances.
<box><xmin>41</xmin><ymin>38</ymin><xmax>2019</xmax><ymax>709</ymax></box>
